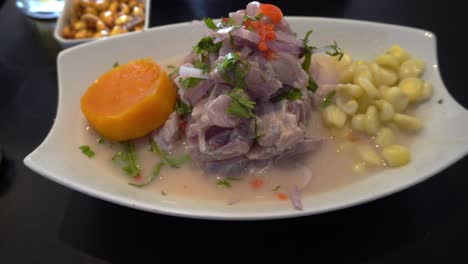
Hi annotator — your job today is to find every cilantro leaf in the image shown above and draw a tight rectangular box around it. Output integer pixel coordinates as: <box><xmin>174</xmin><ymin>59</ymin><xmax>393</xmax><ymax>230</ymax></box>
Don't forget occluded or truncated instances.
<box><xmin>303</xmin><ymin>30</ymin><xmax>313</xmax><ymax>46</ymax></box>
<box><xmin>301</xmin><ymin>30</ymin><xmax>316</xmax><ymax>72</ymax></box>
<box><xmin>128</xmin><ymin>162</ymin><xmax>165</xmax><ymax>188</ymax></box>
<box><xmin>227</xmin><ymin>90</ymin><xmax>255</xmax><ymax>118</ymax></box>
<box><xmin>175</xmin><ymin>100</ymin><xmax>191</xmax><ymax>116</ymax></box>
<box><xmin>203</xmin><ymin>17</ymin><xmax>217</xmax><ymax>29</ymax></box>
<box><xmin>194</xmin><ymin>59</ymin><xmax>210</xmax><ymax>74</ymax></box>
<box><xmin>149</xmin><ymin>138</ymin><xmax>191</xmax><ymax>168</ymax></box>
<box><xmin>79</xmin><ymin>145</ymin><xmax>95</xmax><ymax>158</ymax></box>
<box><xmin>217</xmin><ymin>52</ymin><xmax>250</xmax><ymax>89</ymax></box>
<box><xmin>193</xmin><ymin>37</ymin><xmax>223</xmax><ymax>54</ymax></box>
<box><xmin>272</xmin><ymin>185</ymin><xmax>281</xmax><ymax>191</ymax></box>
<box><xmin>179</xmin><ymin>77</ymin><xmax>203</xmax><ymax>89</ymax></box>
<box><xmin>168</xmin><ymin>67</ymin><xmax>179</xmax><ymax>78</ymax></box>
<box><xmin>271</xmin><ymin>88</ymin><xmax>302</xmax><ymax>103</ymax></box>
<box><xmin>307</xmin><ymin>77</ymin><xmax>319</xmax><ymax>93</ymax></box>
<box><xmin>216</xmin><ymin>179</ymin><xmax>232</xmax><ymax>188</ymax></box>
<box><xmin>325</xmin><ymin>41</ymin><xmax>344</xmax><ymax>61</ymax></box>
<box><xmin>112</xmin><ymin>142</ymin><xmax>140</xmax><ymax>176</ymax></box>
<box><xmin>113</xmin><ymin>62</ymin><xmax>119</xmax><ymax>68</ymax></box>
<box><xmin>320</xmin><ymin>90</ymin><xmax>337</xmax><ymax>109</ymax></box>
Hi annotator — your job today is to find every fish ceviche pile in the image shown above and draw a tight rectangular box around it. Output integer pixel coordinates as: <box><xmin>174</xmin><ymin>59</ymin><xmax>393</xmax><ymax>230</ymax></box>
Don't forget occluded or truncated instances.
<box><xmin>80</xmin><ymin>1</ymin><xmax>433</xmax><ymax>210</ymax></box>
<box><xmin>162</xmin><ymin>1</ymin><xmax>342</xmax><ymax>175</ymax></box>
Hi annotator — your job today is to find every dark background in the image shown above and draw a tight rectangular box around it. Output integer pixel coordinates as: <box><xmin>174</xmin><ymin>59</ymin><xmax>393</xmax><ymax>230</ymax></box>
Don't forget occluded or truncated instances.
<box><xmin>1</xmin><ymin>0</ymin><xmax>467</xmax><ymax>263</ymax></box>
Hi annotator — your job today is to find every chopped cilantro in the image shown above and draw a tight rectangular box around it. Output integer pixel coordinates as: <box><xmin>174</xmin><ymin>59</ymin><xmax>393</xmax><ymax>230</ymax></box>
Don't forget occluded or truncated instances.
<box><xmin>194</xmin><ymin>59</ymin><xmax>210</xmax><ymax>73</ymax></box>
<box><xmin>325</xmin><ymin>41</ymin><xmax>344</xmax><ymax>61</ymax></box>
<box><xmin>203</xmin><ymin>17</ymin><xmax>217</xmax><ymax>29</ymax></box>
<box><xmin>161</xmin><ymin>190</ymin><xmax>167</xmax><ymax>195</ymax></box>
<box><xmin>217</xmin><ymin>52</ymin><xmax>250</xmax><ymax>88</ymax></box>
<box><xmin>271</xmin><ymin>88</ymin><xmax>302</xmax><ymax>103</ymax></box>
<box><xmin>320</xmin><ymin>90</ymin><xmax>337</xmax><ymax>109</ymax></box>
<box><xmin>438</xmin><ymin>99</ymin><xmax>443</xmax><ymax>104</ymax></box>
<box><xmin>307</xmin><ymin>77</ymin><xmax>319</xmax><ymax>93</ymax></box>
<box><xmin>112</xmin><ymin>142</ymin><xmax>140</xmax><ymax>176</ymax></box>
<box><xmin>113</xmin><ymin>62</ymin><xmax>119</xmax><ymax>68</ymax></box>
<box><xmin>301</xmin><ymin>30</ymin><xmax>315</xmax><ymax>72</ymax></box>
<box><xmin>272</xmin><ymin>185</ymin><xmax>281</xmax><ymax>191</ymax></box>
<box><xmin>168</xmin><ymin>67</ymin><xmax>179</xmax><ymax>78</ymax></box>
<box><xmin>149</xmin><ymin>138</ymin><xmax>191</xmax><ymax>168</ymax></box>
<box><xmin>97</xmin><ymin>138</ymin><xmax>104</xmax><ymax>144</ymax></box>
<box><xmin>179</xmin><ymin>77</ymin><xmax>203</xmax><ymax>89</ymax></box>
<box><xmin>193</xmin><ymin>37</ymin><xmax>223</xmax><ymax>54</ymax></box>
<box><xmin>216</xmin><ymin>179</ymin><xmax>232</xmax><ymax>188</ymax></box>
<box><xmin>227</xmin><ymin>90</ymin><xmax>255</xmax><ymax>119</ymax></box>
<box><xmin>128</xmin><ymin>162</ymin><xmax>165</xmax><ymax>188</ymax></box>
<box><xmin>175</xmin><ymin>100</ymin><xmax>191</xmax><ymax>116</ymax></box>
<box><xmin>79</xmin><ymin>145</ymin><xmax>95</xmax><ymax>158</ymax></box>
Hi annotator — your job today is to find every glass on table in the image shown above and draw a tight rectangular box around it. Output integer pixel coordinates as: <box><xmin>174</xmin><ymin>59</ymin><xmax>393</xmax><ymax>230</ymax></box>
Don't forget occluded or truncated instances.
<box><xmin>16</xmin><ymin>0</ymin><xmax>64</xmax><ymax>19</ymax></box>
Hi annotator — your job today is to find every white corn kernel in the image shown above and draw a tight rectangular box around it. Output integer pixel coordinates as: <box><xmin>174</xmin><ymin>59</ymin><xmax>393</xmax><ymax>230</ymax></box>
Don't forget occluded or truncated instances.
<box><xmin>357</xmin><ymin>94</ymin><xmax>374</xmax><ymax>113</ymax></box>
<box><xmin>388</xmin><ymin>45</ymin><xmax>411</xmax><ymax>64</ymax></box>
<box><xmin>365</xmin><ymin>105</ymin><xmax>380</xmax><ymax>135</ymax></box>
<box><xmin>322</xmin><ymin>105</ymin><xmax>347</xmax><ymax>128</ymax></box>
<box><xmin>375</xmin><ymin>99</ymin><xmax>395</xmax><ymax>122</ymax></box>
<box><xmin>369</xmin><ymin>63</ymin><xmax>398</xmax><ymax>87</ymax></box>
<box><xmin>351</xmin><ymin>114</ymin><xmax>366</xmax><ymax>132</ymax></box>
<box><xmin>399</xmin><ymin>59</ymin><xmax>425</xmax><ymax>79</ymax></box>
<box><xmin>353</xmin><ymin>70</ymin><xmax>373</xmax><ymax>86</ymax></box>
<box><xmin>358</xmin><ymin>76</ymin><xmax>379</xmax><ymax>99</ymax></box>
<box><xmin>378</xmin><ymin>67</ymin><xmax>399</xmax><ymax>86</ymax></box>
<box><xmin>399</xmin><ymin>78</ymin><xmax>424</xmax><ymax>102</ymax></box>
<box><xmin>336</xmin><ymin>83</ymin><xmax>364</xmax><ymax>98</ymax></box>
<box><xmin>352</xmin><ymin>162</ymin><xmax>368</xmax><ymax>174</ymax></box>
<box><xmin>382</xmin><ymin>86</ymin><xmax>409</xmax><ymax>112</ymax></box>
<box><xmin>393</xmin><ymin>113</ymin><xmax>423</xmax><ymax>131</ymax></box>
<box><xmin>378</xmin><ymin>85</ymin><xmax>391</xmax><ymax>97</ymax></box>
<box><xmin>375</xmin><ymin>127</ymin><xmax>395</xmax><ymax>147</ymax></box>
<box><xmin>356</xmin><ymin>144</ymin><xmax>382</xmax><ymax>166</ymax></box>
<box><xmin>382</xmin><ymin>145</ymin><xmax>411</xmax><ymax>167</ymax></box>
<box><xmin>420</xmin><ymin>81</ymin><xmax>433</xmax><ymax>101</ymax></box>
<box><xmin>341</xmin><ymin>63</ymin><xmax>356</xmax><ymax>83</ymax></box>
<box><xmin>376</xmin><ymin>54</ymin><xmax>399</xmax><ymax>70</ymax></box>
<box><xmin>336</xmin><ymin>95</ymin><xmax>359</xmax><ymax>115</ymax></box>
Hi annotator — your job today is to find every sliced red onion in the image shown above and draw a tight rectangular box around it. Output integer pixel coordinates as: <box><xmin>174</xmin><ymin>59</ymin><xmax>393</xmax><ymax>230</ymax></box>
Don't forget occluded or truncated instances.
<box><xmin>229</xmin><ymin>10</ymin><xmax>245</xmax><ymax>24</ymax></box>
<box><xmin>289</xmin><ymin>185</ymin><xmax>303</xmax><ymax>210</ymax></box>
<box><xmin>245</xmin><ymin>1</ymin><xmax>260</xmax><ymax>16</ymax></box>
<box><xmin>275</xmin><ymin>31</ymin><xmax>304</xmax><ymax>47</ymax></box>
<box><xmin>268</xmin><ymin>41</ymin><xmax>303</xmax><ymax>56</ymax></box>
<box><xmin>178</xmin><ymin>65</ymin><xmax>210</xmax><ymax>79</ymax></box>
<box><xmin>198</xmin><ymin>128</ymin><xmax>207</xmax><ymax>153</ymax></box>
<box><xmin>297</xmin><ymin>164</ymin><xmax>313</xmax><ymax>190</ymax></box>
<box><xmin>232</xmin><ymin>28</ymin><xmax>260</xmax><ymax>44</ymax></box>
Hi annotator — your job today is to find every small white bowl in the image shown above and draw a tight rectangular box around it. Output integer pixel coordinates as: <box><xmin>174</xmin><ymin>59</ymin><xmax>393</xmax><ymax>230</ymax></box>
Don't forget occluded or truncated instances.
<box><xmin>54</xmin><ymin>0</ymin><xmax>150</xmax><ymax>48</ymax></box>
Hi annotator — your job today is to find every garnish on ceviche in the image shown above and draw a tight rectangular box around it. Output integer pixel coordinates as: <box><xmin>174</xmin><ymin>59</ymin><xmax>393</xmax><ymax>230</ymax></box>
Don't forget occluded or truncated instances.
<box><xmin>79</xmin><ymin>2</ymin><xmax>433</xmax><ymax>210</ymax></box>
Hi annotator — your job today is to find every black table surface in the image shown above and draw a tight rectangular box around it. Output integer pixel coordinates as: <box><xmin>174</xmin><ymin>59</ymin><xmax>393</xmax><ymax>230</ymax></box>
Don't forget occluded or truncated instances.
<box><xmin>1</xmin><ymin>0</ymin><xmax>468</xmax><ymax>263</ymax></box>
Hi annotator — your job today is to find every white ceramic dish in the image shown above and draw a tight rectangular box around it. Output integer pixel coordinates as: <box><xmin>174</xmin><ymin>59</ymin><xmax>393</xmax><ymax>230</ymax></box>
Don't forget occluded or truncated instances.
<box><xmin>25</xmin><ymin>17</ymin><xmax>468</xmax><ymax>220</ymax></box>
<box><xmin>53</xmin><ymin>0</ymin><xmax>150</xmax><ymax>48</ymax></box>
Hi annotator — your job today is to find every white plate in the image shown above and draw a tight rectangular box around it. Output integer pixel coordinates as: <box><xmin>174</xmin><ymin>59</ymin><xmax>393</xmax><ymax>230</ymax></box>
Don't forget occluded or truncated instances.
<box><xmin>24</xmin><ymin>17</ymin><xmax>468</xmax><ymax>220</ymax></box>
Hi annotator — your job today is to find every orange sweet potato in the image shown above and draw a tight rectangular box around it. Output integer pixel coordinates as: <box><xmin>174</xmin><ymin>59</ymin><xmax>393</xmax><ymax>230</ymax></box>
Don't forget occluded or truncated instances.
<box><xmin>81</xmin><ymin>58</ymin><xmax>176</xmax><ymax>141</ymax></box>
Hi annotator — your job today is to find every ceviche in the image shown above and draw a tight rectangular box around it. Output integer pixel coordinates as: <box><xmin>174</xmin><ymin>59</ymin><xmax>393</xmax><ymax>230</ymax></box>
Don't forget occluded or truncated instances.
<box><xmin>78</xmin><ymin>2</ymin><xmax>433</xmax><ymax>210</ymax></box>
